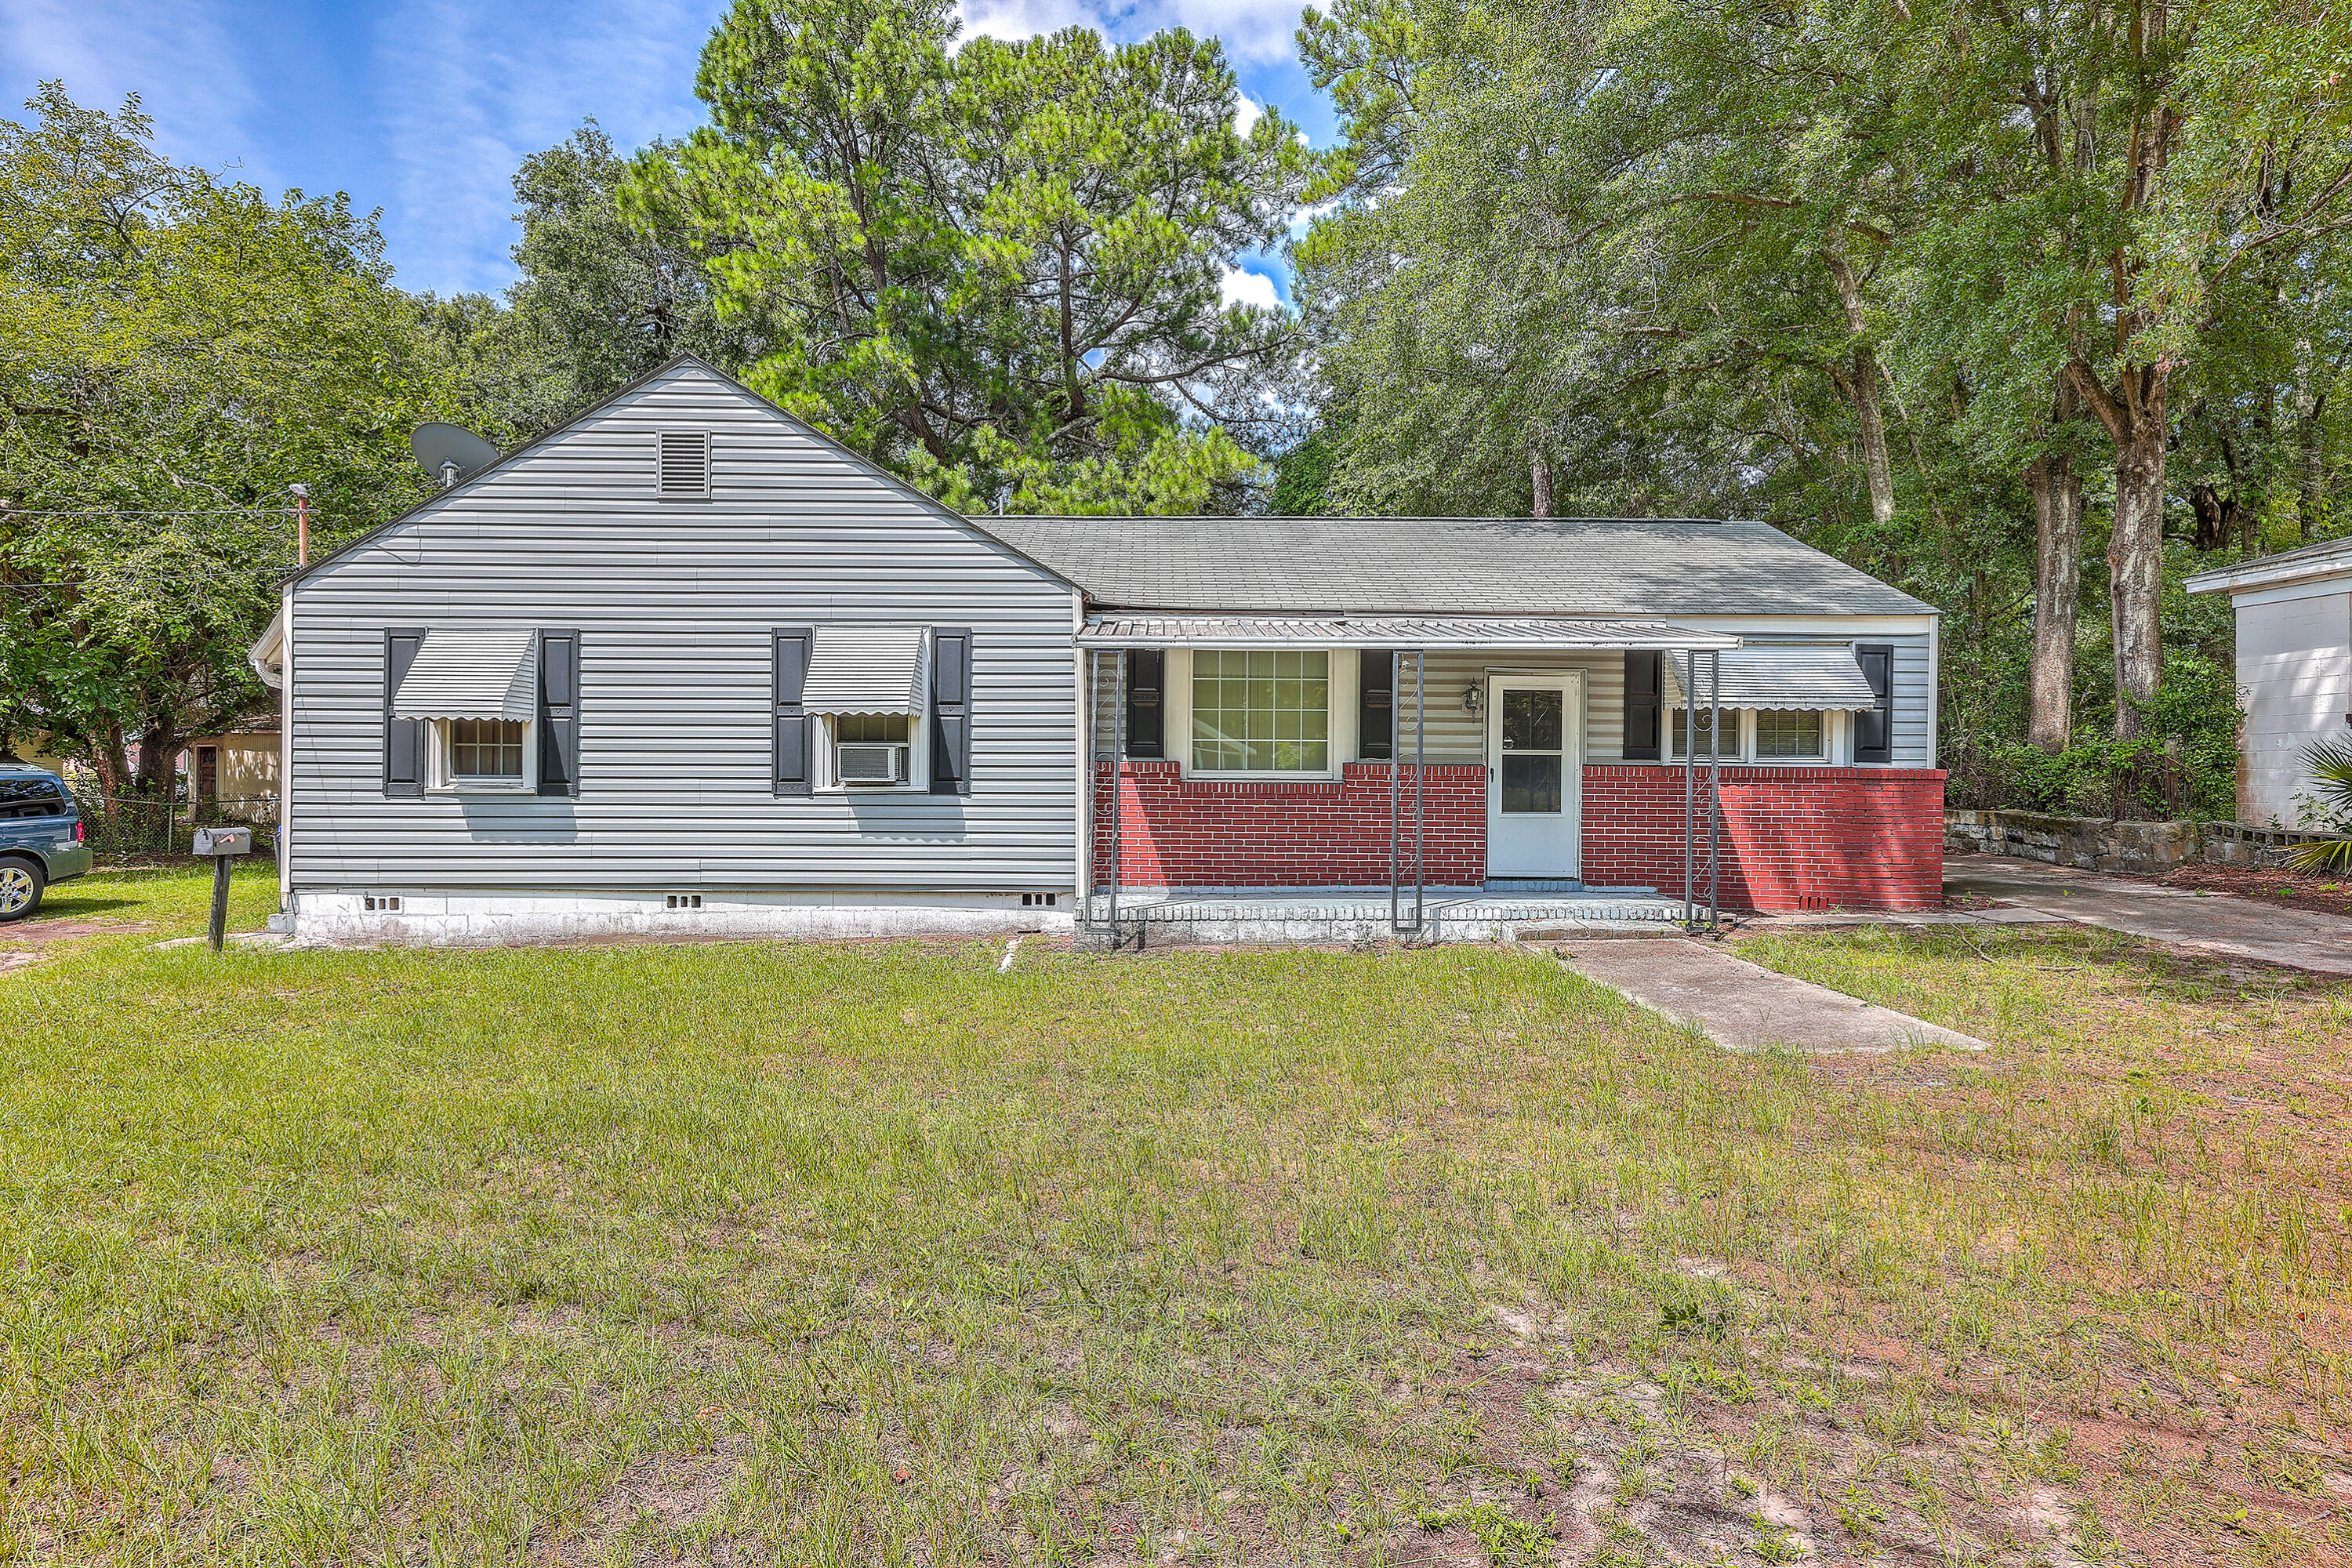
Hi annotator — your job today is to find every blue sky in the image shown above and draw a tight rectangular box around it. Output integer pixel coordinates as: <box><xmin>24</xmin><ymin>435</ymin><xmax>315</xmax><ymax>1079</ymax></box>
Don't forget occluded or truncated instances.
<box><xmin>2</xmin><ymin>0</ymin><xmax>1332</xmax><ymax>307</ymax></box>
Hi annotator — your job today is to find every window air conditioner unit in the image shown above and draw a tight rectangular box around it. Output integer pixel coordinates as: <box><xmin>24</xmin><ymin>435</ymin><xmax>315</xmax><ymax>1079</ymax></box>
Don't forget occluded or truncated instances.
<box><xmin>836</xmin><ymin>742</ymin><xmax>909</xmax><ymax>785</ymax></box>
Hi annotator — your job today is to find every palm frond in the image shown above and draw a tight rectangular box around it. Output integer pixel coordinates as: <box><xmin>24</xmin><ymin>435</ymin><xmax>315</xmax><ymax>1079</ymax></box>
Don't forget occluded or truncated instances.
<box><xmin>2288</xmin><ymin>734</ymin><xmax>2352</xmax><ymax>872</ymax></box>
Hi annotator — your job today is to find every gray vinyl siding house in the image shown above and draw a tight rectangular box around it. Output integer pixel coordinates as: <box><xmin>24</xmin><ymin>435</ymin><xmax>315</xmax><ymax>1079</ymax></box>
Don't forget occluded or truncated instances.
<box><xmin>267</xmin><ymin>359</ymin><xmax>1080</xmax><ymax>941</ymax></box>
<box><xmin>259</xmin><ymin>357</ymin><xmax>1946</xmax><ymax>942</ymax></box>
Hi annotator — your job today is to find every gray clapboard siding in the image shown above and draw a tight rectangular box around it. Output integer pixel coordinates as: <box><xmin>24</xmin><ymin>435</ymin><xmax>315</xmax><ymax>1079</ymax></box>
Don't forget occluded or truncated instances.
<box><xmin>287</xmin><ymin>362</ymin><xmax>1078</xmax><ymax>893</ymax></box>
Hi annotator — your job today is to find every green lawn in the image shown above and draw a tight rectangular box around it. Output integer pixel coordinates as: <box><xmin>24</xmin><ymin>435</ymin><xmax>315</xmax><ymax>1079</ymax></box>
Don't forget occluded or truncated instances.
<box><xmin>3</xmin><ymin>866</ymin><xmax>2347</xmax><ymax>1566</ymax></box>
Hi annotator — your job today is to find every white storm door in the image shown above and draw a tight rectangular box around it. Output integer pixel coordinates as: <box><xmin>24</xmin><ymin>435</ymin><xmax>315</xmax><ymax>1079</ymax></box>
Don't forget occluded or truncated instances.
<box><xmin>1486</xmin><ymin>674</ymin><xmax>1583</xmax><ymax>877</ymax></box>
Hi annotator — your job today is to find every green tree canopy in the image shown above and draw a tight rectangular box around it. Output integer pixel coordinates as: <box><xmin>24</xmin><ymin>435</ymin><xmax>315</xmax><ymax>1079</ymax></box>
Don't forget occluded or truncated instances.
<box><xmin>626</xmin><ymin>0</ymin><xmax>1309</xmax><ymax>514</ymax></box>
<box><xmin>0</xmin><ymin>84</ymin><xmax>466</xmax><ymax>793</ymax></box>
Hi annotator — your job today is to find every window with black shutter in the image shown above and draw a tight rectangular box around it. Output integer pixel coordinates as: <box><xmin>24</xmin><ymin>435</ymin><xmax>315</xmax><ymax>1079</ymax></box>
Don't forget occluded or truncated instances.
<box><xmin>1623</xmin><ymin>652</ymin><xmax>1663</xmax><ymax>760</ymax></box>
<box><xmin>930</xmin><ymin>627</ymin><xmax>971</xmax><ymax>794</ymax></box>
<box><xmin>773</xmin><ymin>627</ymin><xmax>812</xmax><ymax>795</ymax></box>
<box><xmin>1357</xmin><ymin>649</ymin><xmax>1394</xmax><ymax>760</ymax></box>
<box><xmin>1124</xmin><ymin>650</ymin><xmax>1163</xmax><ymax>758</ymax></box>
<box><xmin>1854</xmin><ymin>644</ymin><xmax>1894</xmax><ymax>764</ymax></box>
<box><xmin>383</xmin><ymin>628</ymin><xmax>426</xmax><ymax>796</ymax></box>
<box><xmin>538</xmin><ymin>630</ymin><xmax>580</xmax><ymax>796</ymax></box>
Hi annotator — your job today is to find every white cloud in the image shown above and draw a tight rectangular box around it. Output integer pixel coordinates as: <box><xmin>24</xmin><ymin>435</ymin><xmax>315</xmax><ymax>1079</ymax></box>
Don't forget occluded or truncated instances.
<box><xmin>1</xmin><ymin>0</ymin><xmax>273</xmax><ymax>185</ymax></box>
<box><xmin>368</xmin><ymin>0</ymin><xmax>719</xmax><ymax>296</ymax></box>
<box><xmin>1233</xmin><ymin>93</ymin><xmax>1261</xmax><ymax>137</ymax></box>
<box><xmin>1220</xmin><ymin>264</ymin><xmax>1279</xmax><ymax>310</ymax></box>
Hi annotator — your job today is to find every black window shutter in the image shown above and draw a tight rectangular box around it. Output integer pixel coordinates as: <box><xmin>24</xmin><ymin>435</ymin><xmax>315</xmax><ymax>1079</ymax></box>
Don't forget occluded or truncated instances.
<box><xmin>1854</xmin><ymin>644</ymin><xmax>1894</xmax><ymax>764</ymax></box>
<box><xmin>773</xmin><ymin>628</ymin><xmax>812</xmax><ymax>796</ymax></box>
<box><xmin>1124</xmin><ymin>650</ymin><xmax>1163</xmax><ymax>758</ymax></box>
<box><xmin>383</xmin><ymin>628</ymin><xmax>426</xmax><ymax>797</ymax></box>
<box><xmin>1358</xmin><ymin>649</ymin><xmax>1394</xmax><ymax>760</ymax></box>
<box><xmin>538</xmin><ymin>629</ymin><xmax>580</xmax><ymax>797</ymax></box>
<box><xmin>1623</xmin><ymin>652</ymin><xmax>1663</xmax><ymax>760</ymax></box>
<box><xmin>931</xmin><ymin>628</ymin><xmax>972</xmax><ymax>793</ymax></box>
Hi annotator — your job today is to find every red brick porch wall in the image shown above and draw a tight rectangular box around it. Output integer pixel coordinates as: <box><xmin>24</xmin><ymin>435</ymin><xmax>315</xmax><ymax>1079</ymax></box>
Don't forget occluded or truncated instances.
<box><xmin>1582</xmin><ymin>764</ymin><xmax>1946</xmax><ymax>911</ymax></box>
<box><xmin>1092</xmin><ymin>760</ymin><xmax>1946</xmax><ymax>910</ymax></box>
<box><xmin>1094</xmin><ymin>760</ymin><xmax>1486</xmax><ymax>887</ymax></box>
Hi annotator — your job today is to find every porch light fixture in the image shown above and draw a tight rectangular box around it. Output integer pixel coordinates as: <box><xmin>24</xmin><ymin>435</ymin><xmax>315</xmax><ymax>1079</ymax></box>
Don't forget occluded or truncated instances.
<box><xmin>1462</xmin><ymin>683</ymin><xmax>1482</xmax><ymax>717</ymax></box>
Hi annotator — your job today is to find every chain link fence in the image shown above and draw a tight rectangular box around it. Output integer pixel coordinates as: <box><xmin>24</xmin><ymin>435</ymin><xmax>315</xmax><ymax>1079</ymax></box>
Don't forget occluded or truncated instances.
<box><xmin>63</xmin><ymin>786</ymin><xmax>279</xmax><ymax>861</ymax></box>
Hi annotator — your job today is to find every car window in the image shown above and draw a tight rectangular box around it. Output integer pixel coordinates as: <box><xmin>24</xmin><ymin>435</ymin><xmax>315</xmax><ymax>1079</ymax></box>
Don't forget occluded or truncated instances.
<box><xmin>0</xmin><ymin>779</ymin><xmax>67</xmax><ymax>818</ymax></box>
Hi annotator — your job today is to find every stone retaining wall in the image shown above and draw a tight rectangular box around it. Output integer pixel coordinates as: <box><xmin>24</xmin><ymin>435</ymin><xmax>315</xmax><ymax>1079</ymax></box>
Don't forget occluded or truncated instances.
<box><xmin>1944</xmin><ymin>808</ymin><xmax>2347</xmax><ymax>872</ymax></box>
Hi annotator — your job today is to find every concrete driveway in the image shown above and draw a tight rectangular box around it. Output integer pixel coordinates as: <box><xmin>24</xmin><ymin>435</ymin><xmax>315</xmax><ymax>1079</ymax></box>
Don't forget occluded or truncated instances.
<box><xmin>1944</xmin><ymin>855</ymin><xmax>2352</xmax><ymax>977</ymax></box>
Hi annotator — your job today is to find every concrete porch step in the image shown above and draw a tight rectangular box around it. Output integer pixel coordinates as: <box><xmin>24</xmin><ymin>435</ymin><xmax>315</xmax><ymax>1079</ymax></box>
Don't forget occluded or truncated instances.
<box><xmin>1086</xmin><ymin>886</ymin><xmax>1701</xmax><ymax>944</ymax></box>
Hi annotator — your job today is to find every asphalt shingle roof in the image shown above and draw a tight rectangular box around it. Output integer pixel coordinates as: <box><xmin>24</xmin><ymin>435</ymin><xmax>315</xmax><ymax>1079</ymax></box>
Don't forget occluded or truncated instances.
<box><xmin>976</xmin><ymin>516</ymin><xmax>1933</xmax><ymax>618</ymax></box>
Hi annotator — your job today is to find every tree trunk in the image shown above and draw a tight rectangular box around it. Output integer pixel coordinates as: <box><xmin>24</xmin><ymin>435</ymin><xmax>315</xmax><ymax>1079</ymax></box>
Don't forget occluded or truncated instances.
<box><xmin>134</xmin><ymin>724</ymin><xmax>184</xmax><ymax>797</ymax></box>
<box><xmin>2069</xmin><ymin>359</ymin><xmax>2169</xmax><ymax>739</ymax></box>
<box><xmin>1825</xmin><ymin>255</ymin><xmax>1896</xmax><ymax>529</ymax></box>
<box><xmin>1530</xmin><ymin>448</ymin><xmax>1552</xmax><ymax>518</ymax></box>
<box><xmin>2189</xmin><ymin>483</ymin><xmax>2238</xmax><ymax>552</ymax></box>
<box><xmin>2026</xmin><ymin>451</ymin><xmax>2082</xmax><ymax>751</ymax></box>
<box><xmin>2107</xmin><ymin>415</ymin><xmax>2168</xmax><ymax>739</ymax></box>
<box><xmin>2300</xmin><ymin>387</ymin><xmax>2329</xmax><ymax>542</ymax></box>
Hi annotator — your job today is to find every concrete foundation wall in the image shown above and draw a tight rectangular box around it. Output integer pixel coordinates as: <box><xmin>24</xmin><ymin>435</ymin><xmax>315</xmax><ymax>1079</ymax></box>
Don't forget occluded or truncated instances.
<box><xmin>286</xmin><ymin>888</ymin><xmax>1071</xmax><ymax>946</ymax></box>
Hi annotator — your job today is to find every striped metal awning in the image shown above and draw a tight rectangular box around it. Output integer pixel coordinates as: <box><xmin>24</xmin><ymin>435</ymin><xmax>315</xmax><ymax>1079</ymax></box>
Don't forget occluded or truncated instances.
<box><xmin>392</xmin><ymin>630</ymin><xmax>537</xmax><ymax>721</ymax></box>
<box><xmin>802</xmin><ymin>625</ymin><xmax>927</xmax><ymax>713</ymax></box>
<box><xmin>1664</xmin><ymin>645</ymin><xmax>1876</xmax><ymax>710</ymax></box>
<box><xmin>1077</xmin><ymin>615</ymin><xmax>1739</xmax><ymax>651</ymax></box>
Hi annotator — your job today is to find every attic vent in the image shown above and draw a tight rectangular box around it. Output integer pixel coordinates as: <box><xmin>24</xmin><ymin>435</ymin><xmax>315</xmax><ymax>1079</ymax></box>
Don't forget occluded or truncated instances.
<box><xmin>656</xmin><ymin>430</ymin><xmax>710</xmax><ymax>497</ymax></box>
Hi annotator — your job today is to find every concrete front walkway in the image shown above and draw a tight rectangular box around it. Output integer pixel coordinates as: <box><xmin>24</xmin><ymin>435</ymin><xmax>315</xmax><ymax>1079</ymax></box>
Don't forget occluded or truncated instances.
<box><xmin>1944</xmin><ymin>855</ymin><xmax>2352</xmax><ymax>978</ymax></box>
<box><xmin>1547</xmin><ymin>937</ymin><xmax>1989</xmax><ymax>1054</ymax></box>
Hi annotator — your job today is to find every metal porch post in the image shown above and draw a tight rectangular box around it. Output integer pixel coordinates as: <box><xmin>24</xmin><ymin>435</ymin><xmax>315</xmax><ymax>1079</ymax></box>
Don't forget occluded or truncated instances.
<box><xmin>1707</xmin><ymin>648</ymin><xmax>1722</xmax><ymax>930</ymax></box>
<box><xmin>1109</xmin><ymin>648</ymin><xmax>1125</xmax><ymax>941</ymax></box>
<box><xmin>1389</xmin><ymin>662</ymin><xmax>1401</xmax><ymax>931</ymax></box>
<box><xmin>1681</xmin><ymin>652</ymin><xmax>1695</xmax><ymax>927</ymax></box>
<box><xmin>1414</xmin><ymin>648</ymin><xmax>1426</xmax><ymax>930</ymax></box>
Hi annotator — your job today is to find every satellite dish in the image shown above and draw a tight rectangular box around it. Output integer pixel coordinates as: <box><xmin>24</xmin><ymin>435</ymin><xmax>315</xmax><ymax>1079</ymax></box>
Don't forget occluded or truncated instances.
<box><xmin>410</xmin><ymin>424</ymin><xmax>501</xmax><ymax>488</ymax></box>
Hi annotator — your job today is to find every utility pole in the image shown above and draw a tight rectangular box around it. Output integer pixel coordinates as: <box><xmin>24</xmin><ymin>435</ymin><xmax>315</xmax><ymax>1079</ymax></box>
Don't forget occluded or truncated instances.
<box><xmin>290</xmin><ymin>483</ymin><xmax>309</xmax><ymax>566</ymax></box>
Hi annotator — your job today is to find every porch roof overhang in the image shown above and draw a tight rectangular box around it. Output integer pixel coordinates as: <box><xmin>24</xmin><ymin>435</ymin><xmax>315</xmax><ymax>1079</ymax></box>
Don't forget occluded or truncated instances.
<box><xmin>1076</xmin><ymin>614</ymin><xmax>1740</xmax><ymax>651</ymax></box>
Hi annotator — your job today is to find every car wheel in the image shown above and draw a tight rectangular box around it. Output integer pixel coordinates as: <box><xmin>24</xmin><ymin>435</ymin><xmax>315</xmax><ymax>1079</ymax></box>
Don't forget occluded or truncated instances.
<box><xmin>0</xmin><ymin>859</ymin><xmax>44</xmax><ymax>923</ymax></box>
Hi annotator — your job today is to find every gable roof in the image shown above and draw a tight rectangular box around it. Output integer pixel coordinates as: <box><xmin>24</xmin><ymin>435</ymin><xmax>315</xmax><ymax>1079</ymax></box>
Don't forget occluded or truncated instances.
<box><xmin>975</xmin><ymin>514</ymin><xmax>1933</xmax><ymax>618</ymax></box>
<box><xmin>285</xmin><ymin>355</ymin><xmax>1079</xmax><ymax>590</ymax></box>
<box><xmin>286</xmin><ymin>355</ymin><xmax>1926</xmax><ymax>620</ymax></box>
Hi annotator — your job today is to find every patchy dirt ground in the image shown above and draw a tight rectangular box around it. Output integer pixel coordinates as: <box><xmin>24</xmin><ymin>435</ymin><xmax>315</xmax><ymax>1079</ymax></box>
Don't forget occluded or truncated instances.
<box><xmin>2156</xmin><ymin>862</ymin><xmax>2352</xmax><ymax>919</ymax></box>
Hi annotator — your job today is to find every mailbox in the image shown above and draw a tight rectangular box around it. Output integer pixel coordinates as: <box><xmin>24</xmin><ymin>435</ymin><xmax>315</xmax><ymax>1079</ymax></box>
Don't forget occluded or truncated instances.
<box><xmin>193</xmin><ymin>826</ymin><xmax>252</xmax><ymax>857</ymax></box>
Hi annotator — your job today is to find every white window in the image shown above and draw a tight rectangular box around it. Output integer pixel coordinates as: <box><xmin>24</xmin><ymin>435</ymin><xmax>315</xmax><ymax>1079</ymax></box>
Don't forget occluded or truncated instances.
<box><xmin>1669</xmin><ymin>707</ymin><xmax>1730</xmax><ymax>760</ymax></box>
<box><xmin>1191</xmin><ymin>650</ymin><xmax>1330</xmax><ymax>773</ymax></box>
<box><xmin>391</xmin><ymin>629</ymin><xmax>540</xmax><ymax>794</ymax></box>
<box><xmin>1755</xmin><ymin>710</ymin><xmax>1823</xmax><ymax>759</ymax></box>
<box><xmin>431</xmin><ymin>718</ymin><xmax>535</xmax><ymax>792</ymax></box>
<box><xmin>449</xmin><ymin>719</ymin><xmax>526</xmax><ymax>778</ymax></box>
<box><xmin>803</xmin><ymin>626</ymin><xmax>929</xmax><ymax>791</ymax></box>
<box><xmin>823</xmin><ymin>711</ymin><xmax>919</xmax><ymax>788</ymax></box>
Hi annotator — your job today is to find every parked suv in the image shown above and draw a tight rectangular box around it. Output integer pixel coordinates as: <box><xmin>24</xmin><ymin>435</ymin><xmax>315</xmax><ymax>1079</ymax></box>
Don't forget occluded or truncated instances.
<box><xmin>0</xmin><ymin>765</ymin><xmax>93</xmax><ymax>922</ymax></box>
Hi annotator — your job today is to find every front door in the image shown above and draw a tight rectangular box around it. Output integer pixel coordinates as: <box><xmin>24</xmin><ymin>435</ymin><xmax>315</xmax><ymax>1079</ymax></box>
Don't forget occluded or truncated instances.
<box><xmin>1486</xmin><ymin>673</ymin><xmax>1582</xmax><ymax>878</ymax></box>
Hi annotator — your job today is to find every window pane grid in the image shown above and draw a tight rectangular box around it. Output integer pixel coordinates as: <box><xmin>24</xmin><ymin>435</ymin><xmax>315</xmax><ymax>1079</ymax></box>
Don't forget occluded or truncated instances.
<box><xmin>1191</xmin><ymin>651</ymin><xmax>1329</xmax><ymax>771</ymax></box>
<box><xmin>1668</xmin><ymin>709</ymin><xmax>1723</xmax><ymax>760</ymax></box>
<box><xmin>450</xmin><ymin>719</ymin><xmax>524</xmax><ymax>778</ymax></box>
<box><xmin>1755</xmin><ymin>710</ymin><xmax>1822</xmax><ymax>758</ymax></box>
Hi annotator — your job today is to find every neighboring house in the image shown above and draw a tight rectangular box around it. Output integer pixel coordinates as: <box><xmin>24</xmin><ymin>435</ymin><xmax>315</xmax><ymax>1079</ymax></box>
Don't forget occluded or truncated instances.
<box><xmin>2188</xmin><ymin>539</ymin><xmax>2352</xmax><ymax>827</ymax></box>
<box><xmin>179</xmin><ymin>723</ymin><xmax>282</xmax><ymax>823</ymax></box>
<box><xmin>253</xmin><ymin>357</ymin><xmax>1945</xmax><ymax>944</ymax></box>
<box><xmin>6</xmin><ymin>737</ymin><xmax>74</xmax><ymax>779</ymax></box>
